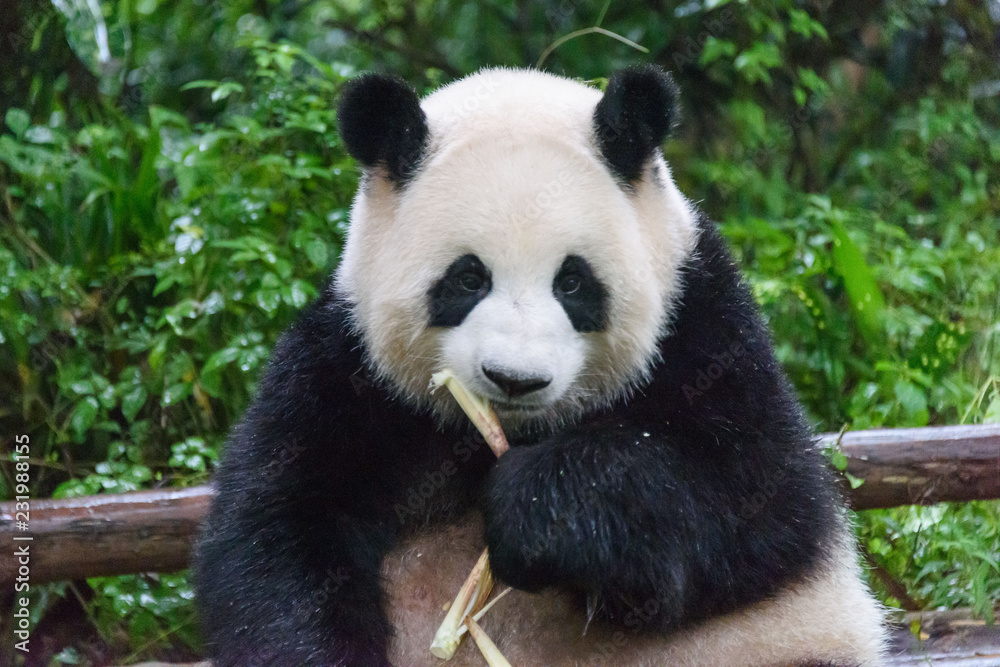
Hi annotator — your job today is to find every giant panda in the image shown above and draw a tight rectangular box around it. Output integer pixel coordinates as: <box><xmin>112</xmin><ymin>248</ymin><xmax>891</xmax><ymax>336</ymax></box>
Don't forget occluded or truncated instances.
<box><xmin>192</xmin><ymin>66</ymin><xmax>887</xmax><ymax>666</ymax></box>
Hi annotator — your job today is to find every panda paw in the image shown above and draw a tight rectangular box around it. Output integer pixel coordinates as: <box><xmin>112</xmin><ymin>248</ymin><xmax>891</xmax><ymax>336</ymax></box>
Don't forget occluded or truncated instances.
<box><xmin>481</xmin><ymin>444</ymin><xmax>585</xmax><ymax>592</ymax></box>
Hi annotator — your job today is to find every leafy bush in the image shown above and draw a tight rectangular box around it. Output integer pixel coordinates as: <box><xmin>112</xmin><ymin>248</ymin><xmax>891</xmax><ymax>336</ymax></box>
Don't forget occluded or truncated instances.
<box><xmin>2</xmin><ymin>36</ymin><xmax>356</xmax><ymax>659</ymax></box>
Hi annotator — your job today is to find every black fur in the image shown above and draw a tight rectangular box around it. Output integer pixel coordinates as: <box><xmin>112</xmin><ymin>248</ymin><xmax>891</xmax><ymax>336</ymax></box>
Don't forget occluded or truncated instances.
<box><xmin>428</xmin><ymin>253</ymin><xmax>492</xmax><ymax>327</ymax></box>
<box><xmin>193</xmin><ymin>216</ymin><xmax>842</xmax><ymax>665</ymax></box>
<box><xmin>594</xmin><ymin>65</ymin><xmax>680</xmax><ymax>184</ymax></box>
<box><xmin>336</xmin><ymin>73</ymin><xmax>428</xmax><ymax>183</ymax></box>
<box><xmin>553</xmin><ymin>254</ymin><xmax>609</xmax><ymax>332</ymax></box>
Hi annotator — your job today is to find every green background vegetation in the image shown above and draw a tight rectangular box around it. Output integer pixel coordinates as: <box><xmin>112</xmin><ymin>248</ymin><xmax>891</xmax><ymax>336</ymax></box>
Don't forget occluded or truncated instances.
<box><xmin>1</xmin><ymin>0</ymin><xmax>998</xmax><ymax>662</ymax></box>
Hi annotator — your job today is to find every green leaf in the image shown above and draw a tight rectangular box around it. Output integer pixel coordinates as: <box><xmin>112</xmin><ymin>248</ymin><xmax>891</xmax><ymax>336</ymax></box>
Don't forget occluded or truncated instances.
<box><xmin>69</xmin><ymin>380</ymin><xmax>95</xmax><ymax>396</ymax></box>
<box><xmin>127</xmin><ymin>465</ymin><xmax>153</xmax><ymax>483</ymax></box>
<box><xmin>734</xmin><ymin>43</ymin><xmax>782</xmax><ymax>85</ymax></box>
<box><xmin>179</xmin><ymin>79</ymin><xmax>221</xmax><ymax>91</ymax></box>
<box><xmin>830</xmin><ymin>221</ymin><xmax>886</xmax><ymax>342</ymax></box>
<box><xmin>789</xmin><ymin>9</ymin><xmax>828</xmax><ymax>40</ymax></box>
<box><xmin>53</xmin><ymin>647</ymin><xmax>82</xmax><ymax>664</ymax></box>
<box><xmin>153</xmin><ymin>273</ymin><xmax>178</xmax><ymax>297</ymax></box>
<box><xmin>202</xmin><ymin>347</ymin><xmax>240</xmax><ymax>375</ymax></box>
<box><xmin>53</xmin><ymin>478</ymin><xmax>92</xmax><ymax>499</ymax></box>
<box><xmin>255</xmin><ymin>287</ymin><xmax>282</xmax><ymax>313</ymax></box>
<box><xmin>199</xmin><ymin>348</ymin><xmax>237</xmax><ymax>397</ymax></box>
<box><xmin>5</xmin><ymin>108</ymin><xmax>30</xmax><ymax>138</ymax></box>
<box><xmin>845</xmin><ymin>472</ymin><xmax>865</xmax><ymax>489</ymax></box>
<box><xmin>699</xmin><ymin>37</ymin><xmax>737</xmax><ymax>67</ymax></box>
<box><xmin>788</xmin><ymin>9</ymin><xmax>815</xmax><ymax>38</ymax></box>
<box><xmin>828</xmin><ymin>447</ymin><xmax>848</xmax><ymax>471</ymax></box>
<box><xmin>98</xmin><ymin>383</ymin><xmax>117</xmax><ymax>409</ymax></box>
<box><xmin>797</xmin><ymin>67</ymin><xmax>830</xmax><ymax>95</ymax></box>
<box><xmin>211</xmin><ymin>81</ymin><xmax>245</xmax><ymax>103</ymax></box>
<box><xmin>148</xmin><ymin>105</ymin><xmax>191</xmax><ymax>130</ymax></box>
<box><xmin>24</xmin><ymin>126</ymin><xmax>54</xmax><ymax>144</ymax></box>
<box><xmin>148</xmin><ymin>337</ymin><xmax>169</xmax><ymax>371</ymax></box>
<box><xmin>907</xmin><ymin>319</ymin><xmax>972</xmax><ymax>379</ymax></box>
<box><xmin>121</xmin><ymin>386</ymin><xmax>147</xmax><ymax>421</ymax></box>
<box><xmin>70</xmin><ymin>397</ymin><xmax>100</xmax><ymax>441</ymax></box>
<box><xmin>894</xmin><ymin>380</ymin><xmax>929</xmax><ymax>424</ymax></box>
<box><xmin>305</xmin><ymin>239</ymin><xmax>328</xmax><ymax>269</ymax></box>
<box><xmin>286</xmin><ymin>280</ymin><xmax>314</xmax><ymax>308</ymax></box>
<box><xmin>984</xmin><ymin>392</ymin><xmax>1000</xmax><ymax>424</ymax></box>
<box><xmin>161</xmin><ymin>382</ymin><xmax>192</xmax><ymax>406</ymax></box>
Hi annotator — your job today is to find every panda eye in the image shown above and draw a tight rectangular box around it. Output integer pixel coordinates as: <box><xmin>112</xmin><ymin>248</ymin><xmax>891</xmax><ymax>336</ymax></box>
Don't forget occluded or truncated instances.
<box><xmin>458</xmin><ymin>272</ymin><xmax>485</xmax><ymax>293</ymax></box>
<box><xmin>429</xmin><ymin>254</ymin><xmax>491</xmax><ymax>327</ymax></box>
<box><xmin>558</xmin><ymin>274</ymin><xmax>581</xmax><ymax>295</ymax></box>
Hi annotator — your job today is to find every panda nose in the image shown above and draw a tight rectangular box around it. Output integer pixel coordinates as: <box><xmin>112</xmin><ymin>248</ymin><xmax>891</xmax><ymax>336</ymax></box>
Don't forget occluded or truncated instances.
<box><xmin>482</xmin><ymin>366</ymin><xmax>552</xmax><ymax>398</ymax></box>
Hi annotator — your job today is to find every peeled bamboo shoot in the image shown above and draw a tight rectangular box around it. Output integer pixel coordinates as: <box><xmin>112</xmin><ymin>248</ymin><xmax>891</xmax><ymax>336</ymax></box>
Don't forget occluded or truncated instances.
<box><xmin>428</xmin><ymin>369</ymin><xmax>512</xmax><ymax>663</ymax></box>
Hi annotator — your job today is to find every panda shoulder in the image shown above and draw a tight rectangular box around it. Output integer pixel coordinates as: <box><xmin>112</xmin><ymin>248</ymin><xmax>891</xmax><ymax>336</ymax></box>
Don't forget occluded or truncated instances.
<box><xmin>248</xmin><ymin>287</ymin><xmax>377</xmax><ymax>410</ymax></box>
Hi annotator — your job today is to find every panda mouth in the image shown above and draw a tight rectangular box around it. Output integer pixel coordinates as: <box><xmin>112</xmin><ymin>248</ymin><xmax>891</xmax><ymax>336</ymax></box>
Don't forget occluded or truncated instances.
<box><xmin>491</xmin><ymin>399</ymin><xmax>548</xmax><ymax>415</ymax></box>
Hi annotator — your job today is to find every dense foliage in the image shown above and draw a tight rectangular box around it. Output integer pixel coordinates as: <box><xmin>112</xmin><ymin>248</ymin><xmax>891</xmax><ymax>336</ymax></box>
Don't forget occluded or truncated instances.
<box><xmin>1</xmin><ymin>0</ymin><xmax>998</xmax><ymax>662</ymax></box>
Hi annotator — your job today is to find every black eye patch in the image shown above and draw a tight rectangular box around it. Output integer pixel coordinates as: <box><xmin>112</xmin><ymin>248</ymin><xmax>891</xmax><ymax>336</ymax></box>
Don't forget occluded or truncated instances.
<box><xmin>428</xmin><ymin>254</ymin><xmax>492</xmax><ymax>327</ymax></box>
<box><xmin>553</xmin><ymin>255</ymin><xmax>608</xmax><ymax>332</ymax></box>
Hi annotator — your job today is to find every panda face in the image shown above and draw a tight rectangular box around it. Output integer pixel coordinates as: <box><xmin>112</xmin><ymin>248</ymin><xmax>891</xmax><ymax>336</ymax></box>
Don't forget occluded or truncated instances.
<box><xmin>410</xmin><ymin>134</ymin><xmax>659</xmax><ymax>429</ymax></box>
<box><xmin>431</xmin><ymin>249</ymin><xmax>593</xmax><ymax>421</ymax></box>
<box><xmin>336</xmin><ymin>69</ymin><xmax>699</xmax><ymax>431</ymax></box>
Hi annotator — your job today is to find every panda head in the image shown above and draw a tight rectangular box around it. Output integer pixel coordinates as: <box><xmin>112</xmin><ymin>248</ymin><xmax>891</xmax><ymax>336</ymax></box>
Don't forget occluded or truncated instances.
<box><xmin>335</xmin><ymin>67</ymin><xmax>698</xmax><ymax>432</ymax></box>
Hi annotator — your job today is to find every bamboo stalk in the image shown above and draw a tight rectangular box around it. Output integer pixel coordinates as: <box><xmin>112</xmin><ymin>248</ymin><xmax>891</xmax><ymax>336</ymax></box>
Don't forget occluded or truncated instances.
<box><xmin>429</xmin><ymin>370</ymin><xmax>509</xmax><ymax>457</ymax></box>
<box><xmin>466</xmin><ymin>617</ymin><xmax>513</xmax><ymax>667</ymax></box>
<box><xmin>428</xmin><ymin>370</ymin><xmax>512</xmax><ymax>663</ymax></box>
<box><xmin>458</xmin><ymin>587</ymin><xmax>512</xmax><ymax>637</ymax></box>
<box><xmin>429</xmin><ymin>548</ymin><xmax>494</xmax><ymax>659</ymax></box>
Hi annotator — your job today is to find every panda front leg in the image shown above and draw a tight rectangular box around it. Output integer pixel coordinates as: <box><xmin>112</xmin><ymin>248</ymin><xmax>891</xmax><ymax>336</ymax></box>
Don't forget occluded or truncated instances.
<box><xmin>196</xmin><ymin>505</ymin><xmax>394</xmax><ymax>665</ymax></box>
<box><xmin>481</xmin><ymin>420</ymin><xmax>836</xmax><ymax>631</ymax></box>
<box><xmin>192</xmin><ymin>301</ymin><xmax>410</xmax><ymax>666</ymax></box>
<box><xmin>193</xmin><ymin>430</ymin><xmax>400</xmax><ymax>667</ymax></box>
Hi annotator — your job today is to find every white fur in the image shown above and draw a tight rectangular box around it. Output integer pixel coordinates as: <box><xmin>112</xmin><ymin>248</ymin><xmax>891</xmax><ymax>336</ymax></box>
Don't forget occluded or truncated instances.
<box><xmin>335</xmin><ymin>69</ymin><xmax>699</xmax><ymax>430</ymax></box>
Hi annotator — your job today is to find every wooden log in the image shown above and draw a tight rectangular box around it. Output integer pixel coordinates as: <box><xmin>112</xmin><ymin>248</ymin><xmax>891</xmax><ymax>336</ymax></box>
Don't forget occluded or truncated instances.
<box><xmin>2</xmin><ymin>424</ymin><xmax>998</xmax><ymax>587</ymax></box>
<box><xmin>885</xmin><ymin>608</ymin><xmax>1000</xmax><ymax>666</ymax></box>
<box><xmin>820</xmin><ymin>424</ymin><xmax>1000</xmax><ymax>510</ymax></box>
<box><xmin>0</xmin><ymin>486</ymin><xmax>210</xmax><ymax>587</ymax></box>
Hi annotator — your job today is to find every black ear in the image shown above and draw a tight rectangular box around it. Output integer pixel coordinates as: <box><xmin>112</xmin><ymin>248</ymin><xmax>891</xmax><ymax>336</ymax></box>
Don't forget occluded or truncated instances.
<box><xmin>337</xmin><ymin>73</ymin><xmax>429</xmax><ymax>183</ymax></box>
<box><xmin>594</xmin><ymin>65</ymin><xmax>679</xmax><ymax>184</ymax></box>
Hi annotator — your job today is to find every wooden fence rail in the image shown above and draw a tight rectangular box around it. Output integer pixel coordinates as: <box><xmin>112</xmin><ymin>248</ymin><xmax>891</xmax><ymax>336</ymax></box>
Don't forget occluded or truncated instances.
<box><xmin>2</xmin><ymin>424</ymin><xmax>998</xmax><ymax>587</ymax></box>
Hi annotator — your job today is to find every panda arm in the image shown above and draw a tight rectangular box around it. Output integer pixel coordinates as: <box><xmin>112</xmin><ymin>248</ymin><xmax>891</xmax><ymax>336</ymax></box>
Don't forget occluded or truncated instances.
<box><xmin>193</xmin><ymin>297</ymin><xmax>404</xmax><ymax>666</ymax></box>
<box><xmin>481</xmin><ymin>418</ymin><xmax>836</xmax><ymax>630</ymax></box>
